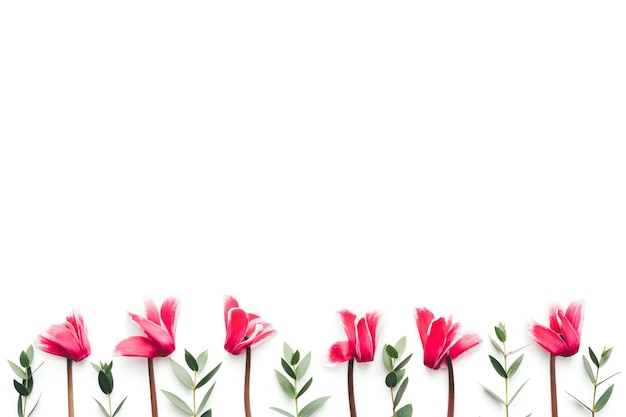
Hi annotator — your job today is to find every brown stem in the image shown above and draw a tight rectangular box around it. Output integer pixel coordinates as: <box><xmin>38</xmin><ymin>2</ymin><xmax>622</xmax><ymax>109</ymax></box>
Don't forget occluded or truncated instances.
<box><xmin>244</xmin><ymin>346</ymin><xmax>252</xmax><ymax>417</ymax></box>
<box><xmin>550</xmin><ymin>354</ymin><xmax>558</xmax><ymax>417</ymax></box>
<box><xmin>148</xmin><ymin>357</ymin><xmax>159</xmax><ymax>417</ymax></box>
<box><xmin>67</xmin><ymin>359</ymin><xmax>74</xmax><ymax>417</ymax></box>
<box><xmin>446</xmin><ymin>355</ymin><xmax>454</xmax><ymax>417</ymax></box>
<box><xmin>348</xmin><ymin>358</ymin><xmax>357</xmax><ymax>417</ymax></box>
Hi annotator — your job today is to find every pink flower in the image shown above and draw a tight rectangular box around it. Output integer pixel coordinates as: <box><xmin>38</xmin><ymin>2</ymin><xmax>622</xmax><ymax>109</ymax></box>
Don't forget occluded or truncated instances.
<box><xmin>36</xmin><ymin>308</ymin><xmax>91</xmax><ymax>362</ymax></box>
<box><xmin>328</xmin><ymin>309</ymin><xmax>380</xmax><ymax>363</ymax></box>
<box><xmin>224</xmin><ymin>295</ymin><xmax>276</xmax><ymax>355</ymax></box>
<box><xmin>114</xmin><ymin>296</ymin><xmax>178</xmax><ymax>358</ymax></box>
<box><xmin>530</xmin><ymin>300</ymin><xmax>583</xmax><ymax>357</ymax></box>
<box><xmin>415</xmin><ymin>307</ymin><xmax>482</xmax><ymax>369</ymax></box>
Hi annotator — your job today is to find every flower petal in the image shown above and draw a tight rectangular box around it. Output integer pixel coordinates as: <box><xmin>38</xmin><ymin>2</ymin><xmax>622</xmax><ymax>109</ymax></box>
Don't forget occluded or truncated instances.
<box><xmin>114</xmin><ymin>336</ymin><xmax>161</xmax><ymax>358</ymax></box>
<box><xmin>355</xmin><ymin>316</ymin><xmax>375</xmax><ymax>362</ymax></box>
<box><xmin>423</xmin><ymin>316</ymin><xmax>447</xmax><ymax>369</ymax></box>
<box><xmin>328</xmin><ymin>341</ymin><xmax>352</xmax><ymax>363</ymax></box>
<box><xmin>415</xmin><ymin>307</ymin><xmax>435</xmax><ymax>349</ymax></box>
<box><xmin>530</xmin><ymin>323</ymin><xmax>567</xmax><ymax>356</ymax></box>
<box><xmin>448</xmin><ymin>333</ymin><xmax>482</xmax><ymax>362</ymax></box>
<box><xmin>224</xmin><ymin>307</ymin><xmax>249</xmax><ymax>355</ymax></box>
<box><xmin>339</xmin><ymin>310</ymin><xmax>357</xmax><ymax>355</ymax></box>
<box><xmin>160</xmin><ymin>296</ymin><xmax>179</xmax><ymax>338</ymax></box>
<box><xmin>128</xmin><ymin>313</ymin><xmax>175</xmax><ymax>356</ymax></box>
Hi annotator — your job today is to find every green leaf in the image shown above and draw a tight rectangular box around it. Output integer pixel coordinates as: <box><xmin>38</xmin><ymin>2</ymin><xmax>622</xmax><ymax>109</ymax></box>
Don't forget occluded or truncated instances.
<box><xmin>19</xmin><ymin>351</ymin><xmax>31</xmax><ymax>368</ymax></box>
<box><xmin>269</xmin><ymin>406</ymin><xmax>295</xmax><ymax>417</ymax></box>
<box><xmin>275</xmin><ymin>370</ymin><xmax>296</xmax><ymax>398</ymax></box>
<box><xmin>385</xmin><ymin>371</ymin><xmax>398</xmax><ymax>388</ymax></box>
<box><xmin>170</xmin><ymin>358</ymin><xmax>194</xmax><ymax>389</ymax></box>
<box><xmin>383</xmin><ymin>347</ymin><xmax>393</xmax><ymax>371</ymax></box>
<box><xmin>26</xmin><ymin>392</ymin><xmax>42</xmax><ymax>417</ymax></box>
<box><xmin>198</xmin><ymin>381</ymin><xmax>216</xmax><ymax>413</ymax></box>
<box><xmin>386</xmin><ymin>344</ymin><xmax>399</xmax><ymax>359</ymax></box>
<box><xmin>17</xmin><ymin>394</ymin><xmax>23</xmax><ymax>417</ymax></box>
<box><xmin>495</xmin><ymin>323</ymin><xmax>506</xmax><ymax>343</ymax></box>
<box><xmin>599</xmin><ymin>347</ymin><xmax>613</xmax><ymax>367</ymax></box>
<box><xmin>295</xmin><ymin>352</ymin><xmax>311</xmax><ymax>379</ymax></box>
<box><xmin>583</xmin><ymin>356</ymin><xmax>596</xmax><ymax>384</ymax></box>
<box><xmin>395</xmin><ymin>353</ymin><xmax>412</xmax><ymax>372</ymax></box>
<box><xmin>98</xmin><ymin>370</ymin><xmax>114</xmax><ymax>395</ymax></box>
<box><xmin>396</xmin><ymin>368</ymin><xmax>406</xmax><ymax>382</ymax></box>
<box><xmin>489</xmin><ymin>355</ymin><xmax>507</xmax><ymax>379</ymax></box>
<box><xmin>594</xmin><ymin>384</ymin><xmax>614</xmax><ymax>412</ymax></box>
<box><xmin>14</xmin><ymin>380</ymin><xmax>29</xmax><ymax>396</ymax></box>
<box><xmin>566</xmin><ymin>391</ymin><xmax>592</xmax><ymax>412</ymax></box>
<box><xmin>185</xmin><ymin>350</ymin><xmax>199</xmax><ymax>372</ymax></box>
<box><xmin>395</xmin><ymin>336</ymin><xmax>407</xmax><ymax>357</ymax></box>
<box><xmin>112</xmin><ymin>396</ymin><xmax>128</xmax><ymax>417</ymax></box>
<box><xmin>480</xmin><ymin>384</ymin><xmax>505</xmax><ymax>405</ymax></box>
<box><xmin>93</xmin><ymin>398</ymin><xmax>109</xmax><ymax>417</ymax></box>
<box><xmin>509</xmin><ymin>379</ymin><xmax>530</xmax><ymax>404</ymax></box>
<box><xmin>196</xmin><ymin>350</ymin><xmax>209</xmax><ymax>371</ymax></box>
<box><xmin>291</xmin><ymin>350</ymin><xmax>301</xmax><ymax>366</ymax></box>
<box><xmin>281</xmin><ymin>358</ymin><xmax>297</xmax><ymax>379</ymax></box>
<box><xmin>396</xmin><ymin>403</ymin><xmax>413</xmax><ymax>417</ymax></box>
<box><xmin>589</xmin><ymin>347</ymin><xmax>599</xmax><ymax>368</ymax></box>
<box><xmin>161</xmin><ymin>390</ymin><xmax>194</xmax><ymax>415</ymax></box>
<box><xmin>283</xmin><ymin>342</ymin><xmax>294</xmax><ymax>360</ymax></box>
<box><xmin>299</xmin><ymin>396</ymin><xmax>330</xmax><ymax>417</ymax></box>
<box><xmin>394</xmin><ymin>376</ymin><xmax>409</xmax><ymax>408</ymax></box>
<box><xmin>196</xmin><ymin>362</ymin><xmax>222</xmax><ymax>390</ymax></box>
<box><xmin>489</xmin><ymin>336</ymin><xmax>505</xmax><ymax>355</ymax></box>
<box><xmin>200</xmin><ymin>410</ymin><xmax>212</xmax><ymax>417</ymax></box>
<box><xmin>8</xmin><ymin>360</ymin><xmax>27</xmax><ymax>380</ymax></box>
<box><xmin>598</xmin><ymin>371</ymin><xmax>622</xmax><ymax>386</ymax></box>
<box><xmin>26</xmin><ymin>346</ymin><xmax>35</xmax><ymax>363</ymax></box>
<box><xmin>507</xmin><ymin>354</ymin><xmax>524</xmax><ymax>378</ymax></box>
<box><xmin>297</xmin><ymin>377</ymin><xmax>313</xmax><ymax>398</ymax></box>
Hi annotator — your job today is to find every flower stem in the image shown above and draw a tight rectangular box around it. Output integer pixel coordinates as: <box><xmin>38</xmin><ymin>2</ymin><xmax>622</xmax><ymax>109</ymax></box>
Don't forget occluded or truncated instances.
<box><xmin>148</xmin><ymin>357</ymin><xmax>159</xmax><ymax>417</ymax></box>
<box><xmin>446</xmin><ymin>354</ymin><xmax>454</xmax><ymax>417</ymax></box>
<box><xmin>348</xmin><ymin>358</ymin><xmax>357</xmax><ymax>417</ymax></box>
<box><xmin>67</xmin><ymin>359</ymin><xmax>74</xmax><ymax>417</ymax></box>
<box><xmin>550</xmin><ymin>354</ymin><xmax>558</xmax><ymax>417</ymax></box>
<box><xmin>245</xmin><ymin>346</ymin><xmax>252</xmax><ymax>417</ymax></box>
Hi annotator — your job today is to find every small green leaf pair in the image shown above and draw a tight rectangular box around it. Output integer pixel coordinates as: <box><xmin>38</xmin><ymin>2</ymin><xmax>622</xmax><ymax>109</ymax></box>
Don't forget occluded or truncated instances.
<box><xmin>270</xmin><ymin>342</ymin><xmax>330</xmax><ymax>417</ymax></box>
<box><xmin>566</xmin><ymin>346</ymin><xmax>621</xmax><ymax>416</ymax></box>
<box><xmin>162</xmin><ymin>349</ymin><xmax>221</xmax><ymax>417</ymax></box>
<box><xmin>7</xmin><ymin>345</ymin><xmax>43</xmax><ymax>417</ymax></box>
<box><xmin>91</xmin><ymin>360</ymin><xmax>127</xmax><ymax>417</ymax></box>
<box><xmin>382</xmin><ymin>336</ymin><xmax>413</xmax><ymax>417</ymax></box>
<box><xmin>480</xmin><ymin>322</ymin><xmax>531</xmax><ymax>417</ymax></box>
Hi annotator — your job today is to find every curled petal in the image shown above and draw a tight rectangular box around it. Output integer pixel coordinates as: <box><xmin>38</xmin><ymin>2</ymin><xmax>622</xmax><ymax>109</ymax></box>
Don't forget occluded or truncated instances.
<box><xmin>328</xmin><ymin>341</ymin><xmax>353</xmax><ymax>363</ymax></box>
<box><xmin>530</xmin><ymin>324</ymin><xmax>567</xmax><ymax>356</ymax></box>
<box><xmin>448</xmin><ymin>333</ymin><xmax>482</xmax><ymax>361</ymax></box>
<box><xmin>114</xmin><ymin>336</ymin><xmax>163</xmax><ymax>358</ymax></box>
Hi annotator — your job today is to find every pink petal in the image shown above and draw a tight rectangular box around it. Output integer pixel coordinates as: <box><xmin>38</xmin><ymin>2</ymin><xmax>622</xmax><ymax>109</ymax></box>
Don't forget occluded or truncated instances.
<box><xmin>339</xmin><ymin>310</ymin><xmax>357</xmax><ymax>354</ymax></box>
<box><xmin>415</xmin><ymin>307</ymin><xmax>435</xmax><ymax>348</ymax></box>
<box><xmin>328</xmin><ymin>341</ymin><xmax>352</xmax><ymax>363</ymax></box>
<box><xmin>530</xmin><ymin>324</ymin><xmax>567</xmax><ymax>355</ymax></box>
<box><xmin>557</xmin><ymin>310</ymin><xmax>581</xmax><ymax>356</ymax></box>
<box><xmin>144</xmin><ymin>299</ymin><xmax>160</xmax><ymax>325</ymax></box>
<box><xmin>160</xmin><ymin>296</ymin><xmax>179</xmax><ymax>338</ymax></box>
<box><xmin>224</xmin><ymin>295</ymin><xmax>239</xmax><ymax>328</ymax></box>
<box><xmin>128</xmin><ymin>313</ymin><xmax>175</xmax><ymax>355</ymax></box>
<box><xmin>114</xmin><ymin>336</ymin><xmax>161</xmax><ymax>358</ymax></box>
<box><xmin>355</xmin><ymin>316</ymin><xmax>375</xmax><ymax>362</ymax></box>
<box><xmin>224</xmin><ymin>307</ymin><xmax>249</xmax><ymax>355</ymax></box>
<box><xmin>423</xmin><ymin>317</ymin><xmax>447</xmax><ymax>369</ymax></box>
<box><xmin>448</xmin><ymin>333</ymin><xmax>482</xmax><ymax>361</ymax></box>
<box><xmin>565</xmin><ymin>301</ymin><xmax>584</xmax><ymax>332</ymax></box>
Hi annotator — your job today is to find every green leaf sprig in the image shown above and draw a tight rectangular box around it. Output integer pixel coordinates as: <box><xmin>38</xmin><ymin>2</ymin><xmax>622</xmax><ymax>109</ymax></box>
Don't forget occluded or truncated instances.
<box><xmin>161</xmin><ymin>349</ymin><xmax>221</xmax><ymax>417</ymax></box>
<box><xmin>566</xmin><ymin>346</ymin><xmax>621</xmax><ymax>416</ymax></box>
<box><xmin>480</xmin><ymin>322</ymin><xmax>531</xmax><ymax>417</ymax></box>
<box><xmin>8</xmin><ymin>345</ymin><xmax>43</xmax><ymax>417</ymax></box>
<box><xmin>382</xmin><ymin>336</ymin><xmax>413</xmax><ymax>417</ymax></box>
<box><xmin>270</xmin><ymin>342</ymin><xmax>330</xmax><ymax>417</ymax></box>
<box><xmin>91</xmin><ymin>360</ymin><xmax>127</xmax><ymax>417</ymax></box>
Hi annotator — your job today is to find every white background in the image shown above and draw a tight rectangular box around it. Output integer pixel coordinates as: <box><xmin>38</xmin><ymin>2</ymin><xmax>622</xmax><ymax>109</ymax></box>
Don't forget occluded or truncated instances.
<box><xmin>1</xmin><ymin>2</ymin><xmax>625</xmax><ymax>417</ymax></box>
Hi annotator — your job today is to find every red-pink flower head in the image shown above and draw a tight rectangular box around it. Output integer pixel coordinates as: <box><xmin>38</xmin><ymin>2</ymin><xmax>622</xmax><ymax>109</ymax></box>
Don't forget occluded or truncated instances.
<box><xmin>114</xmin><ymin>296</ymin><xmax>179</xmax><ymax>358</ymax></box>
<box><xmin>36</xmin><ymin>309</ymin><xmax>91</xmax><ymax>362</ymax></box>
<box><xmin>328</xmin><ymin>309</ymin><xmax>381</xmax><ymax>363</ymax></box>
<box><xmin>530</xmin><ymin>300</ymin><xmax>583</xmax><ymax>357</ymax></box>
<box><xmin>224</xmin><ymin>295</ymin><xmax>276</xmax><ymax>355</ymax></box>
<box><xmin>415</xmin><ymin>307</ymin><xmax>482</xmax><ymax>370</ymax></box>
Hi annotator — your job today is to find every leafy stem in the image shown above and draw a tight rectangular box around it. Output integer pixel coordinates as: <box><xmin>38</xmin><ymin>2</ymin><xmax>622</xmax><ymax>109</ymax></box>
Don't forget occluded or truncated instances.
<box><xmin>161</xmin><ymin>349</ymin><xmax>221</xmax><ymax>417</ymax></box>
<box><xmin>480</xmin><ymin>322</ymin><xmax>531</xmax><ymax>417</ymax></box>
<box><xmin>270</xmin><ymin>342</ymin><xmax>330</xmax><ymax>417</ymax></box>
<box><xmin>8</xmin><ymin>345</ymin><xmax>43</xmax><ymax>417</ymax></box>
<box><xmin>382</xmin><ymin>336</ymin><xmax>413</xmax><ymax>417</ymax></box>
<box><xmin>566</xmin><ymin>346</ymin><xmax>621</xmax><ymax>416</ymax></box>
<box><xmin>91</xmin><ymin>360</ymin><xmax>127</xmax><ymax>417</ymax></box>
